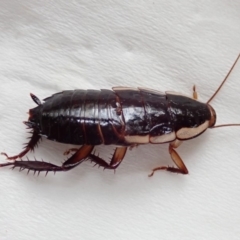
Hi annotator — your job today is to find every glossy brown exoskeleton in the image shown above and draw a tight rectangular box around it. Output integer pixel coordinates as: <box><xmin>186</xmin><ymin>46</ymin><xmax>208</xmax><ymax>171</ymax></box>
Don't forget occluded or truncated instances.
<box><xmin>1</xmin><ymin>54</ymin><xmax>240</xmax><ymax>176</ymax></box>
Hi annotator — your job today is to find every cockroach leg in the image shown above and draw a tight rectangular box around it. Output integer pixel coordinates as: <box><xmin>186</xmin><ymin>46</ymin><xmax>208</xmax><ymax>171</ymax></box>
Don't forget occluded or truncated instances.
<box><xmin>148</xmin><ymin>141</ymin><xmax>188</xmax><ymax>177</ymax></box>
<box><xmin>62</xmin><ymin>145</ymin><xmax>94</xmax><ymax>169</ymax></box>
<box><xmin>168</xmin><ymin>144</ymin><xmax>188</xmax><ymax>174</ymax></box>
<box><xmin>0</xmin><ymin>160</ymin><xmax>64</xmax><ymax>173</ymax></box>
<box><xmin>193</xmin><ymin>85</ymin><xmax>198</xmax><ymax>100</ymax></box>
<box><xmin>1</xmin><ymin>131</ymin><xmax>41</xmax><ymax>160</ymax></box>
<box><xmin>129</xmin><ymin>144</ymin><xmax>138</xmax><ymax>150</ymax></box>
<box><xmin>0</xmin><ymin>145</ymin><xmax>94</xmax><ymax>173</ymax></box>
<box><xmin>63</xmin><ymin>148</ymin><xmax>79</xmax><ymax>155</ymax></box>
<box><xmin>88</xmin><ymin>147</ymin><xmax>127</xmax><ymax>170</ymax></box>
<box><xmin>170</xmin><ymin>139</ymin><xmax>182</xmax><ymax>148</ymax></box>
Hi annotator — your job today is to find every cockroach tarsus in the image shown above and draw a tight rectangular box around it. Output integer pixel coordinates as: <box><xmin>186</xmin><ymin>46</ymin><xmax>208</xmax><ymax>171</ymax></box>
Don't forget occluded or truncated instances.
<box><xmin>1</xmin><ymin>54</ymin><xmax>240</xmax><ymax>176</ymax></box>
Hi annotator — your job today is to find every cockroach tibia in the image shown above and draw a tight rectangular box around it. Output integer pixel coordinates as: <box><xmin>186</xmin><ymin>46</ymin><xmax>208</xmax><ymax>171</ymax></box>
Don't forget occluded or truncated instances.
<box><xmin>1</xmin><ymin>54</ymin><xmax>240</xmax><ymax>176</ymax></box>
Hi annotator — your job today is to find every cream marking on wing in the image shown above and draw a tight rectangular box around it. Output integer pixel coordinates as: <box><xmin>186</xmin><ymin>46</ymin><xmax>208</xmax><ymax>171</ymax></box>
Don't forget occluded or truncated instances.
<box><xmin>150</xmin><ymin>132</ymin><xmax>176</xmax><ymax>143</ymax></box>
<box><xmin>139</xmin><ymin>87</ymin><xmax>164</xmax><ymax>95</ymax></box>
<box><xmin>166</xmin><ymin>91</ymin><xmax>191</xmax><ymax>98</ymax></box>
<box><xmin>176</xmin><ymin>121</ymin><xmax>209</xmax><ymax>140</ymax></box>
<box><xmin>166</xmin><ymin>91</ymin><xmax>205</xmax><ymax>103</ymax></box>
<box><xmin>125</xmin><ymin>135</ymin><xmax>149</xmax><ymax>144</ymax></box>
<box><xmin>112</xmin><ymin>86</ymin><xmax>139</xmax><ymax>91</ymax></box>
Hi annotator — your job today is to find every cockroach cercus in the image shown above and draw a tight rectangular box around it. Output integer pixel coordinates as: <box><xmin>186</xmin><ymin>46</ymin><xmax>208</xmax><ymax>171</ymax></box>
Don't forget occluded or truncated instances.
<box><xmin>1</xmin><ymin>54</ymin><xmax>240</xmax><ymax>176</ymax></box>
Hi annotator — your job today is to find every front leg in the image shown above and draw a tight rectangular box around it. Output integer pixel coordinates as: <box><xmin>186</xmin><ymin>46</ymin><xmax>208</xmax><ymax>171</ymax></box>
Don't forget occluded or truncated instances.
<box><xmin>149</xmin><ymin>140</ymin><xmax>188</xmax><ymax>177</ymax></box>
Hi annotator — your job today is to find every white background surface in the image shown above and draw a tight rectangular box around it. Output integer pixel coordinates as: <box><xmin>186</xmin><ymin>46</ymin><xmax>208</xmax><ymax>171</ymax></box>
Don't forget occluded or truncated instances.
<box><xmin>0</xmin><ymin>1</ymin><xmax>240</xmax><ymax>240</ymax></box>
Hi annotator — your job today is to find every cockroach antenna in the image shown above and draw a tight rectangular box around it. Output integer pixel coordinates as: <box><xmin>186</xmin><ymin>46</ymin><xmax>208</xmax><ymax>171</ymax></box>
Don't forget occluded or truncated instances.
<box><xmin>207</xmin><ymin>54</ymin><xmax>240</xmax><ymax>129</ymax></box>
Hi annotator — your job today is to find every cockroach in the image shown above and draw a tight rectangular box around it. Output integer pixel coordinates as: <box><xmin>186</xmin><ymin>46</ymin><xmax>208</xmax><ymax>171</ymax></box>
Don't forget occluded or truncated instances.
<box><xmin>1</xmin><ymin>54</ymin><xmax>240</xmax><ymax>176</ymax></box>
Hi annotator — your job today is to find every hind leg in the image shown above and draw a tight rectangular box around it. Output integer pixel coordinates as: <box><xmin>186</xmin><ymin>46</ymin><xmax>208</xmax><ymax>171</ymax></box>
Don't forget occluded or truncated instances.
<box><xmin>1</xmin><ymin>130</ymin><xmax>41</xmax><ymax>160</ymax></box>
<box><xmin>1</xmin><ymin>93</ymin><xmax>42</xmax><ymax>160</ymax></box>
<box><xmin>0</xmin><ymin>145</ymin><xmax>94</xmax><ymax>174</ymax></box>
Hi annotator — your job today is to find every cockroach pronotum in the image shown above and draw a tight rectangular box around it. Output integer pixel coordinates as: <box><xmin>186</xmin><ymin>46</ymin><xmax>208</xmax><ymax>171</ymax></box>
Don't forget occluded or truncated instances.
<box><xmin>1</xmin><ymin>54</ymin><xmax>240</xmax><ymax>176</ymax></box>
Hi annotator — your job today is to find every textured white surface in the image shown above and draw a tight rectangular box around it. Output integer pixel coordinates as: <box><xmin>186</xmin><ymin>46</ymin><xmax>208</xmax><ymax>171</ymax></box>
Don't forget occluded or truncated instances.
<box><xmin>0</xmin><ymin>1</ymin><xmax>240</xmax><ymax>240</ymax></box>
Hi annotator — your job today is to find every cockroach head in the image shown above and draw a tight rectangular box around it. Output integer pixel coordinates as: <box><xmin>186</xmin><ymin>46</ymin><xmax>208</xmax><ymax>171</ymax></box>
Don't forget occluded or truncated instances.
<box><xmin>207</xmin><ymin>104</ymin><xmax>216</xmax><ymax>128</ymax></box>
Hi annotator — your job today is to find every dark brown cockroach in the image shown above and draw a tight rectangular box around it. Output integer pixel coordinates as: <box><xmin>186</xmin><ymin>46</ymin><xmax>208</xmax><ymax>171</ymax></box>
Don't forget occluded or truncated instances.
<box><xmin>1</xmin><ymin>54</ymin><xmax>240</xmax><ymax>176</ymax></box>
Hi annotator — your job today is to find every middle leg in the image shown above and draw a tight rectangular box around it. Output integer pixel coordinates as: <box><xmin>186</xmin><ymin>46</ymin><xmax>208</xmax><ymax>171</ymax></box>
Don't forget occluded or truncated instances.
<box><xmin>88</xmin><ymin>147</ymin><xmax>128</xmax><ymax>170</ymax></box>
<box><xmin>64</xmin><ymin>148</ymin><xmax>79</xmax><ymax>155</ymax></box>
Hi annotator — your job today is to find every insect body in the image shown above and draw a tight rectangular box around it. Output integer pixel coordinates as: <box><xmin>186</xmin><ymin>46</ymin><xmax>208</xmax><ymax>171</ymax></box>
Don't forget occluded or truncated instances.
<box><xmin>1</xmin><ymin>54</ymin><xmax>239</xmax><ymax>176</ymax></box>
